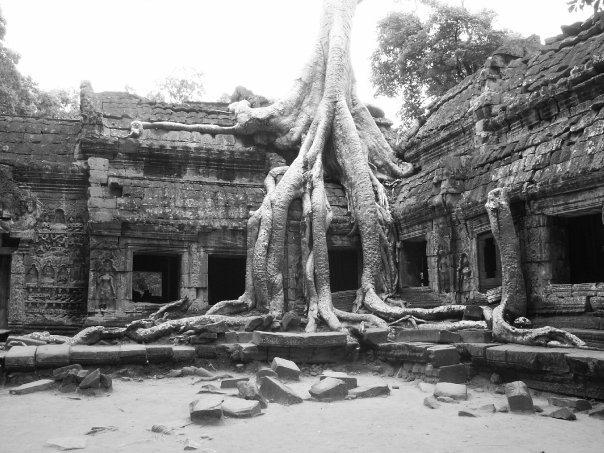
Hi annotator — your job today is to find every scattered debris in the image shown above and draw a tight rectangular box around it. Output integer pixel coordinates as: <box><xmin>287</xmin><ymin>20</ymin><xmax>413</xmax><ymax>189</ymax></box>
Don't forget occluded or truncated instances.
<box><xmin>85</xmin><ymin>426</ymin><xmax>118</xmax><ymax>436</ymax></box>
<box><xmin>319</xmin><ymin>371</ymin><xmax>357</xmax><ymax>390</ymax></box>
<box><xmin>477</xmin><ymin>403</ymin><xmax>496</xmax><ymax>413</ymax></box>
<box><xmin>424</xmin><ymin>396</ymin><xmax>440</xmax><ymax>409</ymax></box>
<box><xmin>220</xmin><ymin>377</ymin><xmax>249</xmax><ymax>389</ymax></box>
<box><xmin>436</xmin><ymin>396</ymin><xmax>458</xmax><ymax>404</ymax></box>
<box><xmin>79</xmin><ymin>368</ymin><xmax>101</xmax><ymax>389</ymax></box>
<box><xmin>237</xmin><ymin>381</ymin><xmax>268</xmax><ymax>408</ymax></box>
<box><xmin>198</xmin><ymin>384</ymin><xmax>226</xmax><ymax>395</ymax></box>
<box><xmin>258</xmin><ymin>377</ymin><xmax>303</xmax><ymax>405</ymax></box>
<box><xmin>588</xmin><ymin>406</ymin><xmax>604</xmax><ymax>419</ymax></box>
<box><xmin>547</xmin><ymin>397</ymin><xmax>592</xmax><ymax>412</ymax></box>
<box><xmin>309</xmin><ymin>377</ymin><xmax>348</xmax><ymax>401</ymax></box>
<box><xmin>458</xmin><ymin>410</ymin><xmax>478</xmax><ymax>417</ymax></box>
<box><xmin>52</xmin><ymin>364</ymin><xmax>83</xmax><ymax>380</ymax></box>
<box><xmin>184</xmin><ymin>438</ymin><xmax>202</xmax><ymax>450</ymax></box>
<box><xmin>256</xmin><ymin>367</ymin><xmax>278</xmax><ymax>382</ymax></box>
<box><xmin>544</xmin><ymin>407</ymin><xmax>577</xmax><ymax>421</ymax></box>
<box><xmin>433</xmin><ymin>383</ymin><xmax>468</xmax><ymax>401</ymax></box>
<box><xmin>9</xmin><ymin>379</ymin><xmax>55</xmax><ymax>395</ymax></box>
<box><xmin>221</xmin><ymin>398</ymin><xmax>263</xmax><ymax>417</ymax></box>
<box><xmin>348</xmin><ymin>385</ymin><xmax>390</xmax><ymax>399</ymax></box>
<box><xmin>151</xmin><ymin>424</ymin><xmax>172</xmax><ymax>434</ymax></box>
<box><xmin>189</xmin><ymin>397</ymin><xmax>224</xmax><ymax>423</ymax></box>
<box><xmin>418</xmin><ymin>382</ymin><xmax>435</xmax><ymax>393</ymax></box>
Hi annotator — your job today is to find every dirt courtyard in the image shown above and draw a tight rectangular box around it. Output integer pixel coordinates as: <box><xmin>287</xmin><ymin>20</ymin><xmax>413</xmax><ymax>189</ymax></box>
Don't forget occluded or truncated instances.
<box><xmin>0</xmin><ymin>372</ymin><xmax>602</xmax><ymax>453</ymax></box>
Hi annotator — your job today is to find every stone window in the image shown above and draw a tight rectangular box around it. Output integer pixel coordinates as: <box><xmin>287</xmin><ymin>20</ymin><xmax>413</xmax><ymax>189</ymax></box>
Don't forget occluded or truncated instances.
<box><xmin>552</xmin><ymin>214</ymin><xmax>604</xmax><ymax>284</ymax></box>
<box><xmin>400</xmin><ymin>239</ymin><xmax>429</xmax><ymax>287</ymax></box>
<box><xmin>131</xmin><ymin>253</ymin><xmax>180</xmax><ymax>303</ymax></box>
<box><xmin>208</xmin><ymin>255</ymin><xmax>246</xmax><ymax>305</ymax></box>
<box><xmin>477</xmin><ymin>232</ymin><xmax>501</xmax><ymax>291</ymax></box>
<box><xmin>328</xmin><ymin>248</ymin><xmax>360</xmax><ymax>292</ymax></box>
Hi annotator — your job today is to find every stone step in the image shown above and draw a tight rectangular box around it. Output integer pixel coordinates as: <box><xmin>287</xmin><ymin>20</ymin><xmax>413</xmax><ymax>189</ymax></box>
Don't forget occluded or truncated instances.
<box><xmin>391</xmin><ymin>328</ymin><xmax>492</xmax><ymax>344</ymax></box>
<box><xmin>376</xmin><ymin>342</ymin><xmax>460</xmax><ymax>367</ymax></box>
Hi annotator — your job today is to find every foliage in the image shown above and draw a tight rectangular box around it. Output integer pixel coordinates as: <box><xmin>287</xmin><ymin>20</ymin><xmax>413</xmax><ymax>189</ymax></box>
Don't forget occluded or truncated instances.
<box><xmin>146</xmin><ymin>68</ymin><xmax>205</xmax><ymax>103</ymax></box>
<box><xmin>371</xmin><ymin>0</ymin><xmax>514</xmax><ymax>127</ymax></box>
<box><xmin>568</xmin><ymin>0</ymin><xmax>602</xmax><ymax>13</ymax></box>
<box><xmin>0</xmin><ymin>7</ymin><xmax>78</xmax><ymax>117</ymax></box>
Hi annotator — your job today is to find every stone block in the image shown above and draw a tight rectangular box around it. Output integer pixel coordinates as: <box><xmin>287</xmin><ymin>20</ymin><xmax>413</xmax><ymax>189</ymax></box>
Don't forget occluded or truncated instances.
<box><xmin>253</xmin><ymin>331</ymin><xmax>347</xmax><ymax>348</ymax></box>
<box><xmin>256</xmin><ymin>367</ymin><xmax>278</xmax><ymax>382</ymax></box>
<box><xmin>427</xmin><ymin>345</ymin><xmax>460</xmax><ymax>367</ymax></box>
<box><xmin>319</xmin><ymin>371</ymin><xmax>357</xmax><ymax>390</ymax></box>
<box><xmin>237</xmin><ymin>381</ymin><xmax>268</xmax><ymax>408</ymax></box>
<box><xmin>547</xmin><ymin>396</ymin><xmax>592</xmax><ymax>412</ymax></box>
<box><xmin>565</xmin><ymin>349</ymin><xmax>604</xmax><ymax>378</ymax></box>
<box><xmin>220</xmin><ymin>377</ymin><xmax>249</xmax><ymax>389</ymax></box>
<box><xmin>172</xmin><ymin>346</ymin><xmax>196</xmax><ymax>362</ymax></box>
<box><xmin>361</xmin><ymin>328</ymin><xmax>390</xmax><ymax>345</ymax></box>
<box><xmin>457</xmin><ymin>330</ymin><xmax>492</xmax><ymax>343</ymax></box>
<box><xmin>439</xmin><ymin>331</ymin><xmax>462</xmax><ymax>343</ymax></box>
<box><xmin>119</xmin><ymin>344</ymin><xmax>148</xmax><ymax>364</ymax></box>
<box><xmin>433</xmin><ymin>383</ymin><xmax>468</xmax><ymax>401</ymax></box>
<box><xmin>79</xmin><ymin>369</ymin><xmax>101</xmax><ymax>389</ymax></box>
<box><xmin>221</xmin><ymin>398</ymin><xmax>262</xmax><ymax>418</ymax></box>
<box><xmin>189</xmin><ymin>397</ymin><xmax>224</xmax><ymax>424</ymax></box>
<box><xmin>392</xmin><ymin>329</ymin><xmax>441</xmax><ymax>343</ymax></box>
<box><xmin>432</xmin><ymin>363</ymin><xmax>471</xmax><ymax>384</ymax></box>
<box><xmin>224</xmin><ymin>331</ymin><xmax>254</xmax><ymax>343</ymax></box>
<box><xmin>194</xmin><ymin>344</ymin><xmax>218</xmax><ymax>359</ymax></box>
<box><xmin>52</xmin><ymin>364</ymin><xmax>83</xmax><ymax>380</ymax></box>
<box><xmin>588</xmin><ymin>406</ymin><xmax>604</xmax><ymax>419</ymax></box>
<box><xmin>505</xmin><ymin>381</ymin><xmax>534</xmax><ymax>413</ymax></box>
<box><xmin>70</xmin><ymin>345</ymin><xmax>120</xmax><ymax>366</ymax></box>
<box><xmin>9</xmin><ymin>379</ymin><xmax>56</xmax><ymax>395</ymax></box>
<box><xmin>309</xmin><ymin>377</ymin><xmax>348</xmax><ymax>401</ymax></box>
<box><xmin>424</xmin><ymin>396</ymin><xmax>440</xmax><ymax>409</ymax></box>
<box><xmin>238</xmin><ymin>343</ymin><xmax>266</xmax><ymax>362</ymax></box>
<box><xmin>258</xmin><ymin>377</ymin><xmax>303</xmax><ymax>405</ymax></box>
<box><xmin>271</xmin><ymin>357</ymin><xmax>301</xmax><ymax>381</ymax></box>
<box><xmin>4</xmin><ymin>346</ymin><xmax>37</xmax><ymax>371</ymax></box>
<box><xmin>35</xmin><ymin>345</ymin><xmax>70</xmax><ymax>368</ymax></box>
<box><xmin>375</xmin><ymin>342</ymin><xmax>432</xmax><ymax>362</ymax></box>
<box><xmin>145</xmin><ymin>345</ymin><xmax>173</xmax><ymax>363</ymax></box>
<box><xmin>348</xmin><ymin>385</ymin><xmax>390</xmax><ymax>398</ymax></box>
<box><xmin>544</xmin><ymin>407</ymin><xmax>576</xmax><ymax>421</ymax></box>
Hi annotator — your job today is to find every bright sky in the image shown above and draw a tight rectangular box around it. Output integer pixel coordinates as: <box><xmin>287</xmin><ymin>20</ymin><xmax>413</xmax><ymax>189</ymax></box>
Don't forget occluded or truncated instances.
<box><xmin>0</xmin><ymin>0</ymin><xmax>591</xmax><ymax>119</ymax></box>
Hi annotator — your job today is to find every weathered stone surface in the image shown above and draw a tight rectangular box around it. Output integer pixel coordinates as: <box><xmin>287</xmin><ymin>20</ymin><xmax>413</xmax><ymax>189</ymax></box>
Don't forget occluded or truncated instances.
<box><xmin>258</xmin><ymin>377</ymin><xmax>303</xmax><ymax>405</ymax></box>
<box><xmin>319</xmin><ymin>371</ymin><xmax>357</xmax><ymax>390</ymax></box>
<box><xmin>427</xmin><ymin>345</ymin><xmax>460</xmax><ymax>367</ymax></box>
<box><xmin>52</xmin><ymin>364</ymin><xmax>83</xmax><ymax>380</ymax></box>
<box><xmin>224</xmin><ymin>331</ymin><xmax>254</xmax><ymax>343</ymax></box>
<box><xmin>35</xmin><ymin>345</ymin><xmax>70</xmax><ymax>368</ymax></box>
<box><xmin>119</xmin><ymin>345</ymin><xmax>147</xmax><ymax>364</ymax></box>
<box><xmin>256</xmin><ymin>367</ymin><xmax>278</xmax><ymax>382</ymax></box>
<box><xmin>145</xmin><ymin>345</ymin><xmax>173</xmax><ymax>362</ymax></box>
<box><xmin>433</xmin><ymin>363</ymin><xmax>471</xmax><ymax>384</ymax></box>
<box><xmin>505</xmin><ymin>381</ymin><xmax>534</xmax><ymax>413</ymax></box>
<box><xmin>237</xmin><ymin>381</ymin><xmax>268</xmax><ymax>408</ymax></box>
<box><xmin>100</xmin><ymin>373</ymin><xmax>112</xmax><ymax>390</ymax></box>
<box><xmin>70</xmin><ymin>345</ymin><xmax>120</xmax><ymax>366</ymax></box>
<box><xmin>4</xmin><ymin>346</ymin><xmax>37</xmax><ymax>371</ymax></box>
<box><xmin>463</xmin><ymin>305</ymin><xmax>484</xmax><ymax>320</ymax></box>
<box><xmin>253</xmin><ymin>331</ymin><xmax>347</xmax><ymax>348</ymax></box>
<box><xmin>348</xmin><ymin>385</ymin><xmax>390</xmax><ymax>398</ymax></box>
<box><xmin>309</xmin><ymin>377</ymin><xmax>348</xmax><ymax>401</ymax></box>
<box><xmin>221</xmin><ymin>398</ymin><xmax>262</xmax><ymax>417</ymax></box>
<box><xmin>280</xmin><ymin>311</ymin><xmax>301</xmax><ymax>332</ymax></box>
<box><xmin>545</xmin><ymin>407</ymin><xmax>577</xmax><ymax>421</ymax></box>
<box><xmin>436</xmin><ymin>396</ymin><xmax>458</xmax><ymax>404</ymax></box>
<box><xmin>78</xmin><ymin>368</ymin><xmax>101</xmax><ymax>389</ymax></box>
<box><xmin>189</xmin><ymin>397</ymin><xmax>224</xmax><ymax>423</ymax></box>
<box><xmin>485</xmin><ymin>344</ymin><xmax>570</xmax><ymax>373</ymax></box>
<box><xmin>418</xmin><ymin>382</ymin><xmax>435</xmax><ymax>393</ymax></box>
<box><xmin>375</xmin><ymin>342</ymin><xmax>432</xmax><ymax>362</ymax></box>
<box><xmin>10</xmin><ymin>379</ymin><xmax>56</xmax><ymax>395</ymax></box>
<box><xmin>588</xmin><ymin>406</ymin><xmax>604</xmax><ymax>419</ymax></box>
<box><xmin>547</xmin><ymin>396</ymin><xmax>592</xmax><ymax>412</ymax></box>
<box><xmin>477</xmin><ymin>403</ymin><xmax>496</xmax><ymax>413</ymax></box>
<box><xmin>433</xmin><ymin>383</ymin><xmax>468</xmax><ymax>401</ymax></box>
<box><xmin>423</xmin><ymin>396</ymin><xmax>440</xmax><ymax>409</ymax></box>
<box><xmin>271</xmin><ymin>357</ymin><xmax>301</xmax><ymax>381</ymax></box>
<box><xmin>458</xmin><ymin>410</ymin><xmax>478</xmax><ymax>417</ymax></box>
<box><xmin>361</xmin><ymin>328</ymin><xmax>390</xmax><ymax>345</ymax></box>
<box><xmin>220</xmin><ymin>377</ymin><xmax>249</xmax><ymax>389</ymax></box>
<box><xmin>457</xmin><ymin>330</ymin><xmax>493</xmax><ymax>343</ymax></box>
<box><xmin>172</xmin><ymin>346</ymin><xmax>196</xmax><ymax>362</ymax></box>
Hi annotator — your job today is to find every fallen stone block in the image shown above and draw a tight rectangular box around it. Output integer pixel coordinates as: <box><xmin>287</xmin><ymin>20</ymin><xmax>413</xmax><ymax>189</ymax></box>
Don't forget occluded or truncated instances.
<box><xmin>100</xmin><ymin>374</ymin><xmax>112</xmax><ymax>390</ymax></box>
<box><xmin>10</xmin><ymin>379</ymin><xmax>56</xmax><ymax>395</ymax></box>
<box><xmin>4</xmin><ymin>346</ymin><xmax>37</xmax><ymax>371</ymax></box>
<box><xmin>198</xmin><ymin>384</ymin><xmax>226</xmax><ymax>395</ymax></box>
<box><xmin>258</xmin><ymin>377</ymin><xmax>303</xmax><ymax>405</ymax></box>
<box><xmin>35</xmin><ymin>345</ymin><xmax>70</xmax><ymax>368</ymax></box>
<box><xmin>309</xmin><ymin>377</ymin><xmax>348</xmax><ymax>401</ymax></box>
<box><xmin>427</xmin><ymin>345</ymin><xmax>460</xmax><ymax>367</ymax></box>
<box><xmin>172</xmin><ymin>346</ymin><xmax>196</xmax><ymax>362</ymax></box>
<box><xmin>256</xmin><ymin>367</ymin><xmax>278</xmax><ymax>382</ymax></box>
<box><xmin>423</xmin><ymin>396</ymin><xmax>440</xmax><ymax>409</ymax></box>
<box><xmin>70</xmin><ymin>345</ymin><xmax>120</xmax><ymax>366</ymax></box>
<box><xmin>547</xmin><ymin>396</ymin><xmax>592</xmax><ymax>412</ymax></box>
<box><xmin>237</xmin><ymin>381</ymin><xmax>268</xmax><ymax>408</ymax></box>
<box><xmin>458</xmin><ymin>410</ymin><xmax>478</xmax><ymax>417</ymax></box>
<box><xmin>319</xmin><ymin>371</ymin><xmax>357</xmax><ymax>390</ymax></box>
<box><xmin>433</xmin><ymin>383</ymin><xmax>468</xmax><ymax>401</ymax></box>
<box><xmin>375</xmin><ymin>342</ymin><xmax>432</xmax><ymax>363</ymax></box>
<box><xmin>436</xmin><ymin>396</ymin><xmax>458</xmax><ymax>404</ymax></box>
<box><xmin>418</xmin><ymin>382</ymin><xmax>435</xmax><ymax>393</ymax></box>
<box><xmin>119</xmin><ymin>344</ymin><xmax>147</xmax><ymax>364</ymax></box>
<box><xmin>504</xmin><ymin>381</ymin><xmax>534</xmax><ymax>413</ymax></box>
<box><xmin>220</xmin><ymin>377</ymin><xmax>249</xmax><ymax>389</ymax></box>
<box><xmin>588</xmin><ymin>406</ymin><xmax>604</xmax><ymax>419</ymax></box>
<box><xmin>145</xmin><ymin>345</ymin><xmax>173</xmax><ymax>363</ymax></box>
<box><xmin>348</xmin><ymin>385</ymin><xmax>390</xmax><ymax>398</ymax></box>
<box><xmin>189</xmin><ymin>397</ymin><xmax>224</xmax><ymax>423</ymax></box>
<box><xmin>78</xmin><ymin>369</ymin><xmax>101</xmax><ymax>389</ymax></box>
<box><xmin>221</xmin><ymin>398</ymin><xmax>262</xmax><ymax>418</ymax></box>
<box><xmin>477</xmin><ymin>403</ymin><xmax>496</xmax><ymax>413</ymax></box>
<box><xmin>544</xmin><ymin>407</ymin><xmax>576</xmax><ymax>421</ymax></box>
<box><xmin>52</xmin><ymin>364</ymin><xmax>83</xmax><ymax>380</ymax></box>
<box><xmin>426</xmin><ymin>363</ymin><xmax>470</xmax><ymax>384</ymax></box>
<box><xmin>271</xmin><ymin>357</ymin><xmax>300</xmax><ymax>381</ymax></box>
<box><xmin>361</xmin><ymin>327</ymin><xmax>390</xmax><ymax>345</ymax></box>
<box><xmin>182</xmin><ymin>366</ymin><xmax>214</xmax><ymax>377</ymax></box>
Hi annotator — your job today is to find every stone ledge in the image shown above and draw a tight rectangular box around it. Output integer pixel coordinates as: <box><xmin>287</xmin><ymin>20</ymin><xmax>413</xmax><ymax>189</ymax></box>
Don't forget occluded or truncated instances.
<box><xmin>252</xmin><ymin>331</ymin><xmax>347</xmax><ymax>348</ymax></box>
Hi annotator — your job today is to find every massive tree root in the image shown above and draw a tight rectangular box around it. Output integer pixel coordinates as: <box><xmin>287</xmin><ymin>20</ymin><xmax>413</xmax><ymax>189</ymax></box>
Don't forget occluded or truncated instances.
<box><xmin>27</xmin><ymin>0</ymin><xmax>583</xmax><ymax>348</ymax></box>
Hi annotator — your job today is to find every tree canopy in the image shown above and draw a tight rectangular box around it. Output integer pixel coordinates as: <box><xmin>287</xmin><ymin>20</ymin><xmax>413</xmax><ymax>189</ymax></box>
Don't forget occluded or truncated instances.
<box><xmin>371</xmin><ymin>0</ymin><xmax>515</xmax><ymax>127</ymax></box>
<box><xmin>145</xmin><ymin>68</ymin><xmax>205</xmax><ymax>103</ymax></box>
<box><xmin>568</xmin><ymin>0</ymin><xmax>603</xmax><ymax>13</ymax></box>
<box><xmin>0</xmin><ymin>7</ymin><xmax>78</xmax><ymax>117</ymax></box>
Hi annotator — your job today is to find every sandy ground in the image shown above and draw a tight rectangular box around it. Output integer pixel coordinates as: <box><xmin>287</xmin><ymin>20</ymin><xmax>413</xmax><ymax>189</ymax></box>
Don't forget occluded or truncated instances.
<box><xmin>0</xmin><ymin>371</ymin><xmax>603</xmax><ymax>453</ymax></box>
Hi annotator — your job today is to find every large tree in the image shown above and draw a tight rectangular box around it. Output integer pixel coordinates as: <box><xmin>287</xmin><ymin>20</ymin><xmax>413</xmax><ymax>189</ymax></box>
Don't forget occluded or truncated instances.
<box><xmin>59</xmin><ymin>0</ymin><xmax>584</xmax><ymax>348</ymax></box>
<box><xmin>371</xmin><ymin>0</ymin><xmax>514</xmax><ymax>126</ymax></box>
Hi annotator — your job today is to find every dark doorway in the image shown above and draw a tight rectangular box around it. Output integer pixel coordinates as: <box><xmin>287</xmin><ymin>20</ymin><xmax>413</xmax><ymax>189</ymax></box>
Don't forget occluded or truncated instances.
<box><xmin>566</xmin><ymin>214</ymin><xmax>604</xmax><ymax>283</ymax></box>
<box><xmin>477</xmin><ymin>232</ymin><xmax>501</xmax><ymax>291</ymax></box>
<box><xmin>328</xmin><ymin>249</ymin><xmax>359</xmax><ymax>292</ymax></box>
<box><xmin>132</xmin><ymin>253</ymin><xmax>180</xmax><ymax>303</ymax></box>
<box><xmin>208</xmin><ymin>255</ymin><xmax>246</xmax><ymax>305</ymax></box>
<box><xmin>401</xmin><ymin>239</ymin><xmax>429</xmax><ymax>287</ymax></box>
<box><xmin>0</xmin><ymin>255</ymin><xmax>10</xmax><ymax>328</ymax></box>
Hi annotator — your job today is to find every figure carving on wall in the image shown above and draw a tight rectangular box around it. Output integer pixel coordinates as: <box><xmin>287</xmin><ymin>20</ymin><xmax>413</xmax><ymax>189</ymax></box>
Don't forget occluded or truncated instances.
<box><xmin>71</xmin><ymin>257</ymin><xmax>85</xmax><ymax>282</ymax></box>
<box><xmin>95</xmin><ymin>259</ymin><xmax>116</xmax><ymax>312</ymax></box>
<box><xmin>26</xmin><ymin>265</ymin><xmax>39</xmax><ymax>285</ymax></box>
<box><xmin>53</xmin><ymin>209</ymin><xmax>66</xmax><ymax>224</ymax></box>
<box><xmin>41</xmin><ymin>263</ymin><xmax>55</xmax><ymax>284</ymax></box>
<box><xmin>57</xmin><ymin>265</ymin><xmax>69</xmax><ymax>284</ymax></box>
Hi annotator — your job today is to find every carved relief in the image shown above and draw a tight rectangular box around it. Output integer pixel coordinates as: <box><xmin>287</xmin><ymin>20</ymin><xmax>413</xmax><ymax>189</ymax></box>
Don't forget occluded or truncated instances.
<box><xmin>41</xmin><ymin>263</ymin><xmax>55</xmax><ymax>283</ymax></box>
<box><xmin>94</xmin><ymin>258</ymin><xmax>117</xmax><ymax>311</ymax></box>
<box><xmin>26</xmin><ymin>265</ymin><xmax>39</xmax><ymax>285</ymax></box>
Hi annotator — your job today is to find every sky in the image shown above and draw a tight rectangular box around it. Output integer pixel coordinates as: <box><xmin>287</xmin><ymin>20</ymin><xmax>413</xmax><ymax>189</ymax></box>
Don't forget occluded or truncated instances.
<box><xmin>0</xmin><ymin>0</ymin><xmax>592</xmax><ymax>120</ymax></box>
